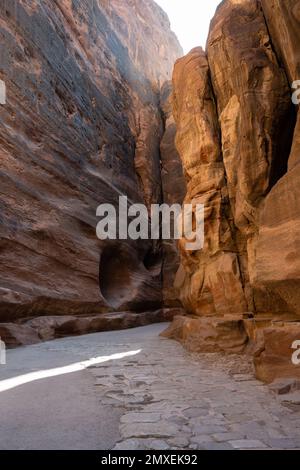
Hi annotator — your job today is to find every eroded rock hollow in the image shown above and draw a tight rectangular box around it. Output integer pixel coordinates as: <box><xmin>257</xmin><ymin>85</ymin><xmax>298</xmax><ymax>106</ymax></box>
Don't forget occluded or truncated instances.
<box><xmin>163</xmin><ymin>0</ymin><xmax>300</xmax><ymax>383</ymax></box>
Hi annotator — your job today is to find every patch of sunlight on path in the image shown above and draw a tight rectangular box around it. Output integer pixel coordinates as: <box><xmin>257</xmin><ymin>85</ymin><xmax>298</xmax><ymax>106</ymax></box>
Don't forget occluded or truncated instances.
<box><xmin>0</xmin><ymin>349</ymin><xmax>141</xmax><ymax>393</ymax></box>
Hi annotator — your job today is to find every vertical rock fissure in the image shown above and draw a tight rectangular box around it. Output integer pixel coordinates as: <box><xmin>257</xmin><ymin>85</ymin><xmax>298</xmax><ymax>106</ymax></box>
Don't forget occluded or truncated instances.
<box><xmin>260</xmin><ymin>6</ymin><xmax>297</xmax><ymax>192</ymax></box>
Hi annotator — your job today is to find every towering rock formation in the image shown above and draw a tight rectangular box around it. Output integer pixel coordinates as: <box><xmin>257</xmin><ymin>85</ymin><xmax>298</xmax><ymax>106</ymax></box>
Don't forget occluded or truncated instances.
<box><xmin>0</xmin><ymin>0</ymin><xmax>184</xmax><ymax>344</ymax></box>
<box><xmin>164</xmin><ymin>0</ymin><xmax>300</xmax><ymax>383</ymax></box>
<box><xmin>160</xmin><ymin>81</ymin><xmax>186</xmax><ymax>307</ymax></box>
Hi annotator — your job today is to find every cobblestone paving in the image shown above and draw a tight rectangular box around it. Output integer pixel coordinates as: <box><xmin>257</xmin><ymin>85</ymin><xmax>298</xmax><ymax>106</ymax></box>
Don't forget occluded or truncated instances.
<box><xmin>5</xmin><ymin>323</ymin><xmax>300</xmax><ymax>450</ymax></box>
<box><xmin>84</xmin><ymin>324</ymin><xmax>300</xmax><ymax>450</ymax></box>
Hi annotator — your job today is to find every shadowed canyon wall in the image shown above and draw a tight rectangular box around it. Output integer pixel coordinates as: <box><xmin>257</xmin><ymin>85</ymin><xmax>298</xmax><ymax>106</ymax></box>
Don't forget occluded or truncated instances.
<box><xmin>0</xmin><ymin>0</ymin><xmax>185</xmax><ymax>345</ymax></box>
<box><xmin>163</xmin><ymin>0</ymin><xmax>300</xmax><ymax>383</ymax></box>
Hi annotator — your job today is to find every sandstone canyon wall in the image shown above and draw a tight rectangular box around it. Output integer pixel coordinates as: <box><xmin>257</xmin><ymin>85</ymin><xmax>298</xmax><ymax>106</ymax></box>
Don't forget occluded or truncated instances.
<box><xmin>0</xmin><ymin>0</ymin><xmax>184</xmax><ymax>345</ymax></box>
<box><xmin>160</xmin><ymin>81</ymin><xmax>187</xmax><ymax>307</ymax></box>
<box><xmin>164</xmin><ymin>0</ymin><xmax>300</xmax><ymax>383</ymax></box>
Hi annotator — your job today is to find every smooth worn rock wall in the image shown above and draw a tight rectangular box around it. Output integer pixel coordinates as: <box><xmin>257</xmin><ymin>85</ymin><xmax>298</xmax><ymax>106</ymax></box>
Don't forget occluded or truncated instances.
<box><xmin>0</xmin><ymin>0</ymin><xmax>183</xmax><ymax>335</ymax></box>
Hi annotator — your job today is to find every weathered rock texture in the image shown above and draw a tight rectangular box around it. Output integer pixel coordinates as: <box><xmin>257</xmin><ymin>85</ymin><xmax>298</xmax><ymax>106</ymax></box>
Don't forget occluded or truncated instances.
<box><xmin>0</xmin><ymin>0</ymin><xmax>184</xmax><ymax>344</ymax></box>
<box><xmin>160</xmin><ymin>81</ymin><xmax>186</xmax><ymax>307</ymax></box>
<box><xmin>165</xmin><ymin>0</ymin><xmax>300</xmax><ymax>383</ymax></box>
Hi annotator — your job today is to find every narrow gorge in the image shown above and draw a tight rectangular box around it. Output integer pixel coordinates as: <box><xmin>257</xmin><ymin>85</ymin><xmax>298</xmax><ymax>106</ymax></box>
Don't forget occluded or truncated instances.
<box><xmin>1</xmin><ymin>0</ymin><xmax>300</xmax><ymax>421</ymax></box>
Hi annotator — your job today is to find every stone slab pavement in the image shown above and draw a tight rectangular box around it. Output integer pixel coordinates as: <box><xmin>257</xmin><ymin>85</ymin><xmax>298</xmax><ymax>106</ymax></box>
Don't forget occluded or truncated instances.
<box><xmin>0</xmin><ymin>323</ymin><xmax>300</xmax><ymax>450</ymax></box>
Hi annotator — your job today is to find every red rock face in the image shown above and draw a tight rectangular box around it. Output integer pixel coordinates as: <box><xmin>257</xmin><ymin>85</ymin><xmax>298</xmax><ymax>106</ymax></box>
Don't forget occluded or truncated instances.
<box><xmin>160</xmin><ymin>81</ymin><xmax>186</xmax><ymax>307</ymax></box>
<box><xmin>0</xmin><ymin>0</ymin><xmax>184</xmax><ymax>342</ymax></box>
<box><xmin>165</xmin><ymin>0</ymin><xmax>300</xmax><ymax>382</ymax></box>
<box><xmin>172</xmin><ymin>47</ymin><xmax>248</xmax><ymax>317</ymax></box>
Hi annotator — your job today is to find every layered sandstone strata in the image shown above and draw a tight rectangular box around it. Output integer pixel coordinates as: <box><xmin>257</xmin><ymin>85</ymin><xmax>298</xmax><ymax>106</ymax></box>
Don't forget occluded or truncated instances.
<box><xmin>0</xmin><ymin>0</ymin><xmax>184</xmax><ymax>343</ymax></box>
<box><xmin>165</xmin><ymin>0</ymin><xmax>300</xmax><ymax>382</ymax></box>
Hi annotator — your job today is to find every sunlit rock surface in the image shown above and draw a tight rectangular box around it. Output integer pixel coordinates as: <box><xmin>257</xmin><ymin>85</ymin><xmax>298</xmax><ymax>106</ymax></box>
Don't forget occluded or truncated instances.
<box><xmin>160</xmin><ymin>81</ymin><xmax>186</xmax><ymax>308</ymax></box>
<box><xmin>165</xmin><ymin>0</ymin><xmax>300</xmax><ymax>382</ymax></box>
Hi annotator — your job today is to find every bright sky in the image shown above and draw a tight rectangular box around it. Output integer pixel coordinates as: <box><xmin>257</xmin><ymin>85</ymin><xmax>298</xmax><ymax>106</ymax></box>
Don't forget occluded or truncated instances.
<box><xmin>155</xmin><ymin>0</ymin><xmax>221</xmax><ymax>53</ymax></box>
